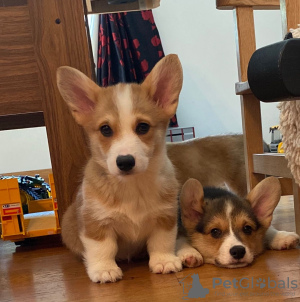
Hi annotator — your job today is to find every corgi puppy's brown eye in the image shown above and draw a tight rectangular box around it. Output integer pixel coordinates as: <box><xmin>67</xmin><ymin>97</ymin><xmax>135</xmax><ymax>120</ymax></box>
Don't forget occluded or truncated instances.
<box><xmin>136</xmin><ymin>123</ymin><xmax>150</xmax><ymax>135</ymax></box>
<box><xmin>100</xmin><ymin>125</ymin><xmax>113</xmax><ymax>137</ymax></box>
<box><xmin>243</xmin><ymin>225</ymin><xmax>253</xmax><ymax>235</ymax></box>
<box><xmin>211</xmin><ymin>228</ymin><xmax>222</xmax><ymax>239</ymax></box>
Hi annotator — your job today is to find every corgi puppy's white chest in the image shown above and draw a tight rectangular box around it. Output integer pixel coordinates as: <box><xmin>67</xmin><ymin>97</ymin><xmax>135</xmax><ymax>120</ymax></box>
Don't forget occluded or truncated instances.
<box><xmin>81</xmin><ymin>167</ymin><xmax>175</xmax><ymax>242</ymax></box>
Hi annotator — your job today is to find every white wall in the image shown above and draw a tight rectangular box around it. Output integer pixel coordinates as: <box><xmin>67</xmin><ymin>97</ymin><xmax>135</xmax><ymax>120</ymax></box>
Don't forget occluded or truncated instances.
<box><xmin>0</xmin><ymin>128</ymin><xmax>52</xmax><ymax>174</ymax></box>
<box><xmin>153</xmin><ymin>0</ymin><xmax>282</xmax><ymax>142</ymax></box>
<box><xmin>88</xmin><ymin>14</ymin><xmax>100</xmax><ymax>72</ymax></box>
<box><xmin>0</xmin><ymin>5</ymin><xmax>284</xmax><ymax>174</ymax></box>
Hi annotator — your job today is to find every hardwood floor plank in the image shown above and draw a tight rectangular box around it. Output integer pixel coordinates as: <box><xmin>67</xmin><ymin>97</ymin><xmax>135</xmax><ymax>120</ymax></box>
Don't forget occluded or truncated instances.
<box><xmin>0</xmin><ymin>196</ymin><xmax>299</xmax><ymax>301</ymax></box>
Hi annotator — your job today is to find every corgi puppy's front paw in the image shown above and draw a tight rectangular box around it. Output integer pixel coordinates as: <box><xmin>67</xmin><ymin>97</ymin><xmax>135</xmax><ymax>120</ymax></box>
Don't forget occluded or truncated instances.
<box><xmin>177</xmin><ymin>247</ymin><xmax>203</xmax><ymax>268</ymax></box>
<box><xmin>149</xmin><ymin>254</ymin><xmax>182</xmax><ymax>274</ymax></box>
<box><xmin>269</xmin><ymin>231</ymin><xmax>300</xmax><ymax>250</ymax></box>
<box><xmin>86</xmin><ymin>263</ymin><xmax>123</xmax><ymax>283</ymax></box>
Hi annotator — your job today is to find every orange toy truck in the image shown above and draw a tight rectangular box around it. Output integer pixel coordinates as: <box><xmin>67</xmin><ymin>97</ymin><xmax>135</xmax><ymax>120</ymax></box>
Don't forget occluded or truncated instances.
<box><xmin>0</xmin><ymin>174</ymin><xmax>60</xmax><ymax>242</ymax></box>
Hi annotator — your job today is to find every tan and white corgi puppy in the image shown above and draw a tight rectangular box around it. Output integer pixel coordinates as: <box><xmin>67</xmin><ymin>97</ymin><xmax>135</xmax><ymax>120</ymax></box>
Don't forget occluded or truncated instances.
<box><xmin>177</xmin><ymin>177</ymin><xmax>300</xmax><ymax>268</ymax></box>
<box><xmin>57</xmin><ymin>55</ymin><xmax>183</xmax><ymax>283</ymax></box>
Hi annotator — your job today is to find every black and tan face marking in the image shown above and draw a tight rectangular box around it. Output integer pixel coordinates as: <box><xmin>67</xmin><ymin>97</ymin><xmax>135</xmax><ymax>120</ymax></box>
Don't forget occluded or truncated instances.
<box><xmin>180</xmin><ymin>178</ymin><xmax>281</xmax><ymax>268</ymax></box>
<box><xmin>190</xmin><ymin>189</ymin><xmax>262</xmax><ymax>267</ymax></box>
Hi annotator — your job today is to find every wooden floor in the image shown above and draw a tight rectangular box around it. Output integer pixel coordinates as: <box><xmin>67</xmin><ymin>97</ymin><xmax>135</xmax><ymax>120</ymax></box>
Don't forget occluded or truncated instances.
<box><xmin>1</xmin><ymin>196</ymin><xmax>300</xmax><ymax>302</ymax></box>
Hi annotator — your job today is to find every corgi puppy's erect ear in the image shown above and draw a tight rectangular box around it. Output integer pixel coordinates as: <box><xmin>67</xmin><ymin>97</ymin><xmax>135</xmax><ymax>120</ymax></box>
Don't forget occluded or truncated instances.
<box><xmin>56</xmin><ymin>67</ymin><xmax>100</xmax><ymax>125</ymax></box>
<box><xmin>247</xmin><ymin>177</ymin><xmax>281</xmax><ymax>227</ymax></box>
<box><xmin>57</xmin><ymin>54</ymin><xmax>183</xmax><ymax>124</ymax></box>
<box><xmin>180</xmin><ymin>178</ymin><xmax>205</xmax><ymax>230</ymax></box>
<box><xmin>142</xmin><ymin>54</ymin><xmax>183</xmax><ymax>118</ymax></box>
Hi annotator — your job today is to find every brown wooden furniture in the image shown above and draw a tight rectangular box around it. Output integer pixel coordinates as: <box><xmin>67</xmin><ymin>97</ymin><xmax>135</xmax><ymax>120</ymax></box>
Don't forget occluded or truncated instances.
<box><xmin>216</xmin><ymin>0</ymin><xmax>300</xmax><ymax>234</ymax></box>
<box><xmin>0</xmin><ymin>0</ymin><xmax>92</xmax><ymax>217</ymax></box>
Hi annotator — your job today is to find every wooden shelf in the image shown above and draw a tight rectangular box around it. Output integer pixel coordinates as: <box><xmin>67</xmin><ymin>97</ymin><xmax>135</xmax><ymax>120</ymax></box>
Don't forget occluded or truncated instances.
<box><xmin>86</xmin><ymin>0</ymin><xmax>160</xmax><ymax>14</ymax></box>
<box><xmin>0</xmin><ymin>112</ymin><xmax>45</xmax><ymax>131</ymax></box>
<box><xmin>253</xmin><ymin>153</ymin><xmax>292</xmax><ymax>178</ymax></box>
<box><xmin>216</xmin><ymin>0</ymin><xmax>280</xmax><ymax>10</ymax></box>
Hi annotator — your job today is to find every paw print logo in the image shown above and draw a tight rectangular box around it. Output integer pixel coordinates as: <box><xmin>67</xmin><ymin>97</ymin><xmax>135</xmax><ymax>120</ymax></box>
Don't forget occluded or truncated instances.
<box><xmin>256</xmin><ymin>278</ymin><xmax>266</xmax><ymax>288</ymax></box>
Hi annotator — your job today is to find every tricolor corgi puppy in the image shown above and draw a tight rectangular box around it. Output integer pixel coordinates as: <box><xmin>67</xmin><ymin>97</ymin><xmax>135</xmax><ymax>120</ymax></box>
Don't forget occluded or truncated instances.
<box><xmin>177</xmin><ymin>177</ymin><xmax>300</xmax><ymax>268</ymax></box>
<box><xmin>57</xmin><ymin>55</ymin><xmax>183</xmax><ymax>283</ymax></box>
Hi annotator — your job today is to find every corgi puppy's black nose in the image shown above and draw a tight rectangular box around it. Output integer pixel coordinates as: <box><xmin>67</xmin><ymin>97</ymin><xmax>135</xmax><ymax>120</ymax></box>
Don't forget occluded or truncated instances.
<box><xmin>230</xmin><ymin>245</ymin><xmax>246</xmax><ymax>260</ymax></box>
<box><xmin>116</xmin><ymin>155</ymin><xmax>135</xmax><ymax>172</ymax></box>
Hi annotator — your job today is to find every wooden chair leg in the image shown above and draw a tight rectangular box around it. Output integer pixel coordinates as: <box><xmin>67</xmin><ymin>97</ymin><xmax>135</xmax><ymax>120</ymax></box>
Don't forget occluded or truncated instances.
<box><xmin>279</xmin><ymin>177</ymin><xmax>293</xmax><ymax>195</ymax></box>
<box><xmin>240</xmin><ymin>94</ymin><xmax>265</xmax><ymax>192</ymax></box>
<box><xmin>234</xmin><ymin>7</ymin><xmax>265</xmax><ymax>193</ymax></box>
<box><xmin>292</xmin><ymin>180</ymin><xmax>300</xmax><ymax>235</ymax></box>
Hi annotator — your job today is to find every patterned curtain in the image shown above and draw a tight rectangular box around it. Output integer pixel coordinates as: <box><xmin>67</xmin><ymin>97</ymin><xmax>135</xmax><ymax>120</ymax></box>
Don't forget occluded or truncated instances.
<box><xmin>97</xmin><ymin>10</ymin><xmax>178</xmax><ymax>127</ymax></box>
